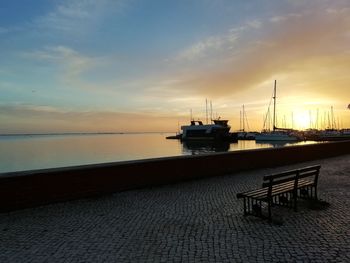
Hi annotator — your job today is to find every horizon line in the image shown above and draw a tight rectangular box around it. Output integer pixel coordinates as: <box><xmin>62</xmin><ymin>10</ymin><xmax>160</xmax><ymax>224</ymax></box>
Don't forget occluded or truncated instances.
<box><xmin>0</xmin><ymin>131</ymin><xmax>176</xmax><ymax>136</ymax></box>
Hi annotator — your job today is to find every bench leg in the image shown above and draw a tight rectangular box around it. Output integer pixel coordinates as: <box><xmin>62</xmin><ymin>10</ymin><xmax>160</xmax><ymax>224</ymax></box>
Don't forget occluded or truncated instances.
<box><xmin>293</xmin><ymin>190</ymin><xmax>298</xmax><ymax>212</ymax></box>
<box><xmin>314</xmin><ymin>186</ymin><xmax>318</xmax><ymax>200</ymax></box>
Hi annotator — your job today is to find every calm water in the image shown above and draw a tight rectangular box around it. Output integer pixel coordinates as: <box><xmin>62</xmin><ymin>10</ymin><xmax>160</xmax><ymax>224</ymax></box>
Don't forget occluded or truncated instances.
<box><xmin>0</xmin><ymin>133</ymin><xmax>317</xmax><ymax>173</ymax></box>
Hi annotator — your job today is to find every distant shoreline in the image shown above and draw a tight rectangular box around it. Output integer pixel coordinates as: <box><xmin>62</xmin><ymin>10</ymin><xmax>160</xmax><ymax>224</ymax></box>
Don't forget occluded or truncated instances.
<box><xmin>0</xmin><ymin>132</ymin><xmax>173</xmax><ymax>136</ymax></box>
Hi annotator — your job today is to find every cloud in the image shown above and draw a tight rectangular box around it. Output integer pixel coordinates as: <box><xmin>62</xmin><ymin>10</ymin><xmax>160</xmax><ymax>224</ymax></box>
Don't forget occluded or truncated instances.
<box><xmin>50</xmin><ymin>46</ymin><xmax>94</xmax><ymax>78</ymax></box>
<box><xmin>175</xmin><ymin>36</ymin><xmax>224</xmax><ymax>61</ymax></box>
<box><xmin>165</xmin><ymin>6</ymin><xmax>350</xmax><ymax>101</ymax></box>
<box><xmin>33</xmin><ymin>0</ymin><xmax>128</xmax><ymax>34</ymax></box>
<box><xmin>0</xmin><ymin>104</ymin><xmax>181</xmax><ymax>133</ymax></box>
<box><xmin>269</xmin><ymin>13</ymin><xmax>301</xmax><ymax>23</ymax></box>
<box><xmin>246</xmin><ymin>20</ymin><xmax>262</xmax><ymax>29</ymax></box>
<box><xmin>0</xmin><ymin>26</ymin><xmax>22</xmax><ymax>35</ymax></box>
<box><xmin>21</xmin><ymin>45</ymin><xmax>107</xmax><ymax>89</ymax></box>
<box><xmin>23</xmin><ymin>46</ymin><xmax>89</xmax><ymax>63</ymax></box>
<box><xmin>174</xmin><ymin>19</ymin><xmax>262</xmax><ymax>62</ymax></box>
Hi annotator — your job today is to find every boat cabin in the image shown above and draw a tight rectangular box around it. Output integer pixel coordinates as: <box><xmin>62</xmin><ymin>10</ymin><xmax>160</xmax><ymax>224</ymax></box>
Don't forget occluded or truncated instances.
<box><xmin>213</xmin><ymin>119</ymin><xmax>229</xmax><ymax>127</ymax></box>
<box><xmin>190</xmin><ymin>120</ymin><xmax>204</xmax><ymax>126</ymax></box>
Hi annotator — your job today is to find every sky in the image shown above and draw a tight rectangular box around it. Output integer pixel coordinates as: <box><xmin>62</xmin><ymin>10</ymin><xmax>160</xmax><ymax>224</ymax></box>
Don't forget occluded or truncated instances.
<box><xmin>0</xmin><ymin>0</ymin><xmax>349</xmax><ymax>133</ymax></box>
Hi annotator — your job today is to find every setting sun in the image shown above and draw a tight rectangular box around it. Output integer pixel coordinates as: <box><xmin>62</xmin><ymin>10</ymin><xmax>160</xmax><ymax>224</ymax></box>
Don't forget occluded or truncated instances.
<box><xmin>294</xmin><ymin>112</ymin><xmax>310</xmax><ymax>130</ymax></box>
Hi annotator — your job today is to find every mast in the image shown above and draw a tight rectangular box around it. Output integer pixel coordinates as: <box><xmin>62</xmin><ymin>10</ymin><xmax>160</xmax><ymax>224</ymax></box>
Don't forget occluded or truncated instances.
<box><xmin>242</xmin><ymin>104</ymin><xmax>245</xmax><ymax>132</ymax></box>
<box><xmin>331</xmin><ymin>106</ymin><xmax>336</xmax><ymax>130</ymax></box>
<box><xmin>273</xmin><ymin>80</ymin><xmax>277</xmax><ymax>131</ymax></box>
<box><xmin>309</xmin><ymin>110</ymin><xmax>312</xmax><ymax>129</ymax></box>
<box><xmin>327</xmin><ymin>112</ymin><xmax>330</xmax><ymax>129</ymax></box>
<box><xmin>205</xmin><ymin>99</ymin><xmax>208</xmax><ymax>124</ymax></box>
<box><xmin>240</xmin><ymin>110</ymin><xmax>242</xmax><ymax>131</ymax></box>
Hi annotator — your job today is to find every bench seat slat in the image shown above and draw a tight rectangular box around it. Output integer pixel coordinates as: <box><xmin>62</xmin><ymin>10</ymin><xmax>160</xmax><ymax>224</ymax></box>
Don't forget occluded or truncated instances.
<box><xmin>237</xmin><ymin>179</ymin><xmax>314</xmax><ymax>199</ymax></box>
<box><xmin>298</xmin><ymin>179</ymin><xmax>314</xmax><ymax>187</ymax></box>
<box><xmin>241</xmin><ymin>183</ymin><xmax>293</xmax><ymax>199</ymax></box>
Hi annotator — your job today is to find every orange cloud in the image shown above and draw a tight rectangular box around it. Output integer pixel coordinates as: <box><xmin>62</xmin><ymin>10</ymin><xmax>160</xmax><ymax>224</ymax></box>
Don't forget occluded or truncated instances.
<box><xmin>167</xmin><ymin>7</ymin><xmax>350</xmax><ymax>101</ymax></box>
<box><xmin>0</xmin><ymin>104</ymin><xmax>184</xmax><ymax>133</ymax></box>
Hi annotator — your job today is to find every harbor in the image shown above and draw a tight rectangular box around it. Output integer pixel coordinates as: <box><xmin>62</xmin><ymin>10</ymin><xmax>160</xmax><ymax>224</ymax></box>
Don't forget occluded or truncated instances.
<box><xmin>1</xmin><ymin>1</ymin><xmax>349</xmax><ymax>262</ymax></box>
<box><xmin>167</xmin><ymin>80</ymin><xmax>350</xmax><ymax>143</ymax></box>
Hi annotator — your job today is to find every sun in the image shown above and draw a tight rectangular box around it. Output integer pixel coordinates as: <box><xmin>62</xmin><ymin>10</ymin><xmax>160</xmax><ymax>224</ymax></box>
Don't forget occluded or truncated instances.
<box><xmin>294</xmin><ymin>112</ymin><xmax>310</xmax><ymax>130</ymax></box>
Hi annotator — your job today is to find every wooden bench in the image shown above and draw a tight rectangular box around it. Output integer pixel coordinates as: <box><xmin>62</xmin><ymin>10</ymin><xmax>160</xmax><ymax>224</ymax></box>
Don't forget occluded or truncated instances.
<box><xmin>236</xmin><ymin>165</ymin><xmax>321</xmax><ymax>220</ymax></box>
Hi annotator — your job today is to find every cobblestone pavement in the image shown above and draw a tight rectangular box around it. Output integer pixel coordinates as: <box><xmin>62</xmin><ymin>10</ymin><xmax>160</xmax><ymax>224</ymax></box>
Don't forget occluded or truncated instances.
<box><xmin>1</xmin><ymin>154</ymin><xmax>349</xmax><ymax>262</ymax></box>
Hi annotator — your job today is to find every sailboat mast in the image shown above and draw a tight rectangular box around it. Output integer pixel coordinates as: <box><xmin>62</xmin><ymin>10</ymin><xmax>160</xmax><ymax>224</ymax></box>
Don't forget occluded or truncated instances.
<box><xmin>331</xmin><ymin>106</ymin><xmax>335</xmax><ymax>129</ymax></box>
<box><xmin>206</xmin><ymin>99</ymin><xmax>208</xmax><ymax>124</ymax></box>
<box><xmin>240</xmin><ymin>110</ymin><xmax>242</xmax><ymax>131</ymax></box>
<box><xmin>273</xmin><ymin>80</ymin><xmax>277</xmax><ymax>131</ymax></box>
<box><xmin>242</xmin><ymin>104</ymin><xmax>245</xmax><ymax>132</ymax></box>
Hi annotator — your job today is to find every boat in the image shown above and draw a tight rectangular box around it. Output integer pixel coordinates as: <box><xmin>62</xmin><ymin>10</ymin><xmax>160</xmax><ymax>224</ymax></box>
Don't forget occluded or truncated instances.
<box><xmin>302</xmin><ymin>105</ymin><xmax>350</xmax><ymax>141</ymax></box>
<box><xmin>238</xmin><ymin>132</ymin><xmax>256</xmax><ymax>140</ymax></box>
<box><xmin>165</xmin><ymin>133</ymin><xmax>182</xmax><ymax>140</ymax></box>
<box><xmin>166</xmin><ymin>100</ymin><xmax>237</xmax><ymax>142</ymax></box>
<box><xmin>255</xmin><ymin>129</ymin><xmax>299</xmax><ymax>141</ymax></box>
<box><xmin>314</xmin><ymin>129</ymin><xmax>350</xmax><ymax>141</ymax></box>
<box><xmin>255</xmin><ymin>80</ymin><xmax>300</xmax><ymax>142</ymax></box>
<box><xmin>180</xmin><ymin>119</ymin><xmax>237</xmax><ymax>141</ymax></box>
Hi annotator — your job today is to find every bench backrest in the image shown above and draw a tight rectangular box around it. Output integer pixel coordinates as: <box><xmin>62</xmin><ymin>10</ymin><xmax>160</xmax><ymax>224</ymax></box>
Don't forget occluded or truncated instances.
<box><xmin>262</xmin><ymin>164</ymin><xmax>321</xmax><ymax>188</ymax></box>
<box><xmin>297</xmin><ymin>165</ymin><xmax>321</xmax><ymax>187</ymax></box>
<box><xmin>262</xmin><ymin>170</ymin><xmax>298</xmax><ymax>187</ymax></box>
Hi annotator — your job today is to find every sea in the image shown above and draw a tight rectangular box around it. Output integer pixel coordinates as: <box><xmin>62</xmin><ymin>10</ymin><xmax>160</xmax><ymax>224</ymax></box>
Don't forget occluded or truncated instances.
<box><xmin>0</xmin><ymin>133</ymin><xmax>318</xmax><ymax>173</ymax></box>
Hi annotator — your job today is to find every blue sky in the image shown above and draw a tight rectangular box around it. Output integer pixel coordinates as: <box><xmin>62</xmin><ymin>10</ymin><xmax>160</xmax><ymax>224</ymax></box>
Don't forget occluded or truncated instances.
<box><xmin>1</xmin><ymin>0</ymin><xmax>349</xmax><ymax>133</ymax></box>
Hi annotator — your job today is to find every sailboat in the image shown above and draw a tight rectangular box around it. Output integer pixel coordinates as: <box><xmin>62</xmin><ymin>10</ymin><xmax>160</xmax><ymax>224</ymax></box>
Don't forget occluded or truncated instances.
<box><xmin>255</xmin><ymin>80</ymin><xmax>300</xmax><ymax>142</ymax></box>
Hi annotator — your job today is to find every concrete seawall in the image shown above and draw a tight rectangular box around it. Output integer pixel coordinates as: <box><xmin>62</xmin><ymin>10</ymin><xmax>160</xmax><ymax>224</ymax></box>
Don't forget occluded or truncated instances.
<box><xmin>1</xmin><ymin>141</ymin><xmax>350</xmax><ymax>212</ymax></box>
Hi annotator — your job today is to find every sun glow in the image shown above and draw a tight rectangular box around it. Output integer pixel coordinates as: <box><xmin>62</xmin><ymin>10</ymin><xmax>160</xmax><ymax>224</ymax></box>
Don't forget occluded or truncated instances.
<box><xmin>293</xmin><ymin>111</ymin><xmax>311</xmax><ymax>130</ymax></box>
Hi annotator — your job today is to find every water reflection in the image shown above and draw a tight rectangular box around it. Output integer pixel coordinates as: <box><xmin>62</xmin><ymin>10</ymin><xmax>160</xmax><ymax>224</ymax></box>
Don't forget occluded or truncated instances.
<box><xmin>0</xmin><ymin>133</ymin><xmax>320</xmax><ymax>173</ymax></box>
<box><xmin>182</xmin><ymin>139</ymin><xmax>318</xmax><ymax>156</ymax></box>
<box><xmin>182</xmin><ymin>140</ymin><xmax>230</xmax><ymax>155</ymax></box>
<box><xmin>255</xmin><ymin>140</ymin><xmax>317</xmax><ymax>148</ymax></box>
<box><xmin>256</xmin><ymin>141</ymin><xmax>290</xmax><ymax>147</ymax></box>
<box><xmin>0</xmin><ymin>133</ymin><xmax>181</xmax><ymax>173</ymax></box>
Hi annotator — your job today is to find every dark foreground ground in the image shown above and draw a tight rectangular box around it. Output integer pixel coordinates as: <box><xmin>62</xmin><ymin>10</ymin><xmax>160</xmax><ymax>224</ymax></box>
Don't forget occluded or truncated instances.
<box><xmin>1</xmin><ymin>154</ymin><xmax>349</xmax><ymax>262</ymax></box>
